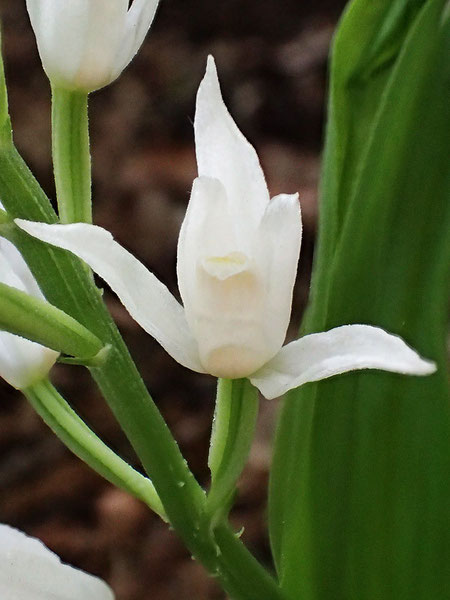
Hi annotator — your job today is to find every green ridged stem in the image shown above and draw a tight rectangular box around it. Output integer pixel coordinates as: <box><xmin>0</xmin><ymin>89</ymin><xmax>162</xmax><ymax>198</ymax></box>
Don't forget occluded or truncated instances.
<box><xmin>51</xmin><ymin>86</ymin><xmax>91</xmax><ymax>223</ymax></box>
<box><xmin>207</xmin><ymin>378</ymin><xmax>259</xmax><ymax>523</ymax></box>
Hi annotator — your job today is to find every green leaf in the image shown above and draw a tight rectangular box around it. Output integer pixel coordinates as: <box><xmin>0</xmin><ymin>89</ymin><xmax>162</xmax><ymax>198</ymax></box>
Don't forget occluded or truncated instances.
<box><xmin>0</xmin><ymin>29</ymin><xmax>12</xmax><ymax>146</ymax></box>
<box><xmin>0</xmin><ymin>281</ymin><xmax>104</xmax><ymax>358</ymax></box>
<box><xmin>25</xmin><ymin>379</ymin><xmax>166</xmax><ymax>520</ymax></box>
<box><xmin>304</xmin><ymin>0</ymin><xmax>429</xmax><ymax>332</ymax></box>
<box><xmin>270</xmin><ymin>1</ymin><xmax>450</xmax><ymax>599</ymax></box>
<box><xmin>206</xmin><ymin>378</ymin><xmax>259</xmax><ymax>524</ymax></box>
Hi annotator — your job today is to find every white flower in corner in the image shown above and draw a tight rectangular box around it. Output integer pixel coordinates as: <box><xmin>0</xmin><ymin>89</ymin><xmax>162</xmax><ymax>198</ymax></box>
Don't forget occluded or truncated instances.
<box><xmin>0</xmin><ymin>238</ymin><xmax>58</xmax><ymax>389</ymax></box>
<box><xmin>26</xmin><ymin>0</ymin><xmax>160</xmax><ymax>92</ymax></box>
<box><xmin>16</xmin><ymin>57</ymin><xmax>436</xmax><ymax>398</ymax></box>
<box><xmin>0</xmin><ymin>524</ymin><xmax>114</xmax><ymax>599</ymax></box>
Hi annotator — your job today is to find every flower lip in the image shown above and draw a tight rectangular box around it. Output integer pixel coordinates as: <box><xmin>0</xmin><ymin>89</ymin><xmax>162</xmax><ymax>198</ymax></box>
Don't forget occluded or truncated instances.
<box><xmin>201</xmin><ymin>251</ymin><xmax>250</xmax><ymax>280</ymax></box>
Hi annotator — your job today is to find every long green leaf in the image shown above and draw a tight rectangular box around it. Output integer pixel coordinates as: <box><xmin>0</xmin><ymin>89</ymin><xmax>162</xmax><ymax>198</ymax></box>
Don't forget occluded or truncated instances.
<box><xmin>0</xmin><ymin>281</ymin><xmax>103</xmax><ymax>358</ymax></box>
<box><xmin>270</xmin><ymin>2</ymin><xmax>450</xmax><ymax>599</ymax></box>
<box><xmin>304</xmin><ymin>0</ymin><xmax>429</xmax><ymax>331</ymax></box>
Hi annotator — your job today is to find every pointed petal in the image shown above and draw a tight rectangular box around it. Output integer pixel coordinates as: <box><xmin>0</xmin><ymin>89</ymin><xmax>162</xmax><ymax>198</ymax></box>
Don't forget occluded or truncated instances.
<box><xmin>113</xmin><ymin>0</ymin><xmax>160</xmax><ymax>78</ymax></box>
<box><xmin>250</xmin><ymin>324</ymin><xmax>436</xmax><ymax>399</ymax></box>
<box><xmin>255</xmin><ymin>193</ymin><xmax>302</xmax><ymax>357</ymax></box>
<box><xmin>0</xmin><ymin>524</ymin><xmax>114</xmax><ymax>599</ymax></box>
<box><xmin>195</xmin><ymin>56</ymin><xmax>269</xmax><ymax>240</ymax></box>
<box><xmin>15</xmin><ymin>220</ymin><xmax>205</xmax><ymax>373</ymax></box>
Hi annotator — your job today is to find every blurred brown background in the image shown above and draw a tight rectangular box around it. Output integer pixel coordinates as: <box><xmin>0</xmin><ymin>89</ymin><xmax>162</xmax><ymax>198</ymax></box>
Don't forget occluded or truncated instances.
<box><xmin>0</xmin><ymin>1</ymin><xmax>346</xmax><ymax>598</ymax></box>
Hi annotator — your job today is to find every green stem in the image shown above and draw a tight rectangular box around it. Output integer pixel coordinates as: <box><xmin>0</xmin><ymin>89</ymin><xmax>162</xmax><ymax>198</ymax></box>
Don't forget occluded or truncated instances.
<box><xmin>207</xmin><ymin>379</ymin><xmax>259</xmax><ymax>521</ymax></box>
<box><xmin>24</xmin><ymin>378</ymin><xmax>166</xmax><ymax>519</ymax></box>
<box><xmin>51</xmin><ymin>86</ymin><xmax>91</xmax><ymax>223</ymax></box>
<box><xmin>0</xmin><ymin>208</ymin><xmax>10</xmax><ymax>223</ymax></box>
<box><xmin>90</xmin><ymin>345</ymin><xmax>284</xmax><ymax>599</ymax></box>
<box><xmin>214</xmin><ymin>523</ymin><xmax>285</xmax><ymax>600</ymax></box>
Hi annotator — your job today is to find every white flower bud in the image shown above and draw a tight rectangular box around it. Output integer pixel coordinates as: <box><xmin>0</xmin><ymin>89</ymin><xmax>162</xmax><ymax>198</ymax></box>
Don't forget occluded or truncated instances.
<box><xmin>26</xmin><ymin>0</ymin><xmax>160</xmax><ymax>92</ymax></box>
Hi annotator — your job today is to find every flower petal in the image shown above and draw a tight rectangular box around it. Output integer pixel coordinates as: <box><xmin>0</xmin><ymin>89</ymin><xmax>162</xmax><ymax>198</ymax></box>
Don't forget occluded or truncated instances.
<box><xmin>177</xmin><ymin>176</ymin><xmax>240</xmax><ymax>310</ymax></box>
<box><xmin>0</xmin><ymin>332</ymin><xmax>58</xmax><ymax>390</ymax></box>
<box><xmin>250</xmin><ymin>324</ymin><xmax>436</xmax><ymax>399</ymax></box>
<box><xmin>176</xmin><ymin>178</ymin><xmax>276</xmax><ymax>378</ymax></box>
<box><xmin>0</xmin><ymin>524</ymin><xmax>114</xmax><ymax>599</ymax></box>
<box><xmin>113</xmin><ymin>0</ymin><xmax>160</xmax><ymax>78</ymax></box>
<box><xmin>254</xmin><ymin>193</ymin><xmax>302</xmax><ymax>357</ymax></box>
<box><xmin>15</xmin><ymin>220</ymin><xmax>205</xmax><ymax>373</ymax></box>
<box><xmin>195</xmin><ymin>56</ymin><xmax>270</xmax><ymax>240</ymax></box>
<box><xmin>0</xmin><ymin>238</ymin><xmax>58</xmax><ymax>389</ymax></box>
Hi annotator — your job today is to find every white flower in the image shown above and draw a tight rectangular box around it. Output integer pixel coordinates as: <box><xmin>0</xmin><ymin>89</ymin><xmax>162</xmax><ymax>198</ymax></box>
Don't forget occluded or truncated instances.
<box><xmin>26</xmin><ymin>0</ymin><xmax>160</xmax><ymax>92</ymax></box>
<box><xmin>0</xmin><ymin>237</ymin><xmax>59</xmax><ymax>389</ymax></box>
<box><xmin>16</xmin><ymin>57</ymin><xmax>436</xmax><ymax>398</ymax></box>
<box><xmin>0</xmin><ymin>524</ymin><xmax>114</xmax><ymax>599</ymax></box>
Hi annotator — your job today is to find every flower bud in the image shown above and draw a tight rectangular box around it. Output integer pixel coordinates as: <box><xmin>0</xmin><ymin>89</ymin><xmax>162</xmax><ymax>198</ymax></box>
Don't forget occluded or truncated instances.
<box><xmin>26</xmin><ymin>0</ymin><xmax>160</xmax><ymax>92</ymax></box>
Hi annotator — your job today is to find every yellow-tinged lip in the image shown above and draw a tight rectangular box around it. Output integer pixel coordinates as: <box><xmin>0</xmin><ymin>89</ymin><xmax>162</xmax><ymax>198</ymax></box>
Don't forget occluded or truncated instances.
<box><xmin>201</xmin><ymin>252</ymin><xmax>249</xmax><ymax>280</ymax></box>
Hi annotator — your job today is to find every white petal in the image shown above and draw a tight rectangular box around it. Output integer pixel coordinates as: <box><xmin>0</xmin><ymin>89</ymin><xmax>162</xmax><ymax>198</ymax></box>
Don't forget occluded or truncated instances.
<box><xmin>250</xmin><ymin>324</ymin><xmax>437</xmax><ymax>399</ymax></box>
<box><xmin>195</xmin><ymin>56</ymin><xmax>270</xmax><ymax>241</ymax></box>
<box><xmin>112</xmin><ymin>0</ymin><xmax>160</xmax><ymax>79</ymax></box>
<box><xmin>176</xmin><ymin>178</ymin><xmax>274</xmax><ymax>378</ymax></box>
<box><xmin>26</xmin><ymin>0</ymin><xmax>128</xmax><ymax>91</ymax></box>
<box><xmin>0</xmin><ymin>524</ymin><xmax>114</xmax><ymax>599</ymax></box>
<box><xmin>0</xmin><ymin>238</ymin><xmax>45</xmax><ymax>300</ymax></box>
<box><xmin>0</xmin><ymin>332</ymin><xmax>58</xmax><ymax>390</ymax></box>
<box><xmin>254</xmin><ymin>193</ymin><xmax>301</xmax><ymax>357</ymax></box>
<box><xmin>15</xmin><ymin>220</ymin><xmax>205</xmax><ymax>373</ymax></box>
<box><xmin>177</xmin><ymin>176</ymin><xmax>241</xmax><ymax>310</ymax></box>
<box><xmin>0</xmin><ymin>239</ymin><xmax>58</xmax><ymax>389</ymax></box>
<box><xmin>26</xmin><ymin>0</ymin><xmax>85</xmax><ymax>84</ymax></box>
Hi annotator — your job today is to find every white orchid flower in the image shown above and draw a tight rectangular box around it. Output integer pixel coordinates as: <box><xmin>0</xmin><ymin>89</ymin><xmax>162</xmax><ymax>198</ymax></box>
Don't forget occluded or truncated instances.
<box><xmin>16</xmin><ymin>57</ymin><xmax>436</xmax><ymax>398</ymax></box>
<box><xmin>0</xmin><ymin>524</ymin><xmax>114</xmax><ymax>599</ymax></box>
<box><xmin>26</xmin><ymin>0</ymin><xmax>160</xmax><ymax>92</ymax></box>
<box><xmin>0</xmin><ymin>237</ymin><xmax>59</xmax><ymax>389</ymax></box>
